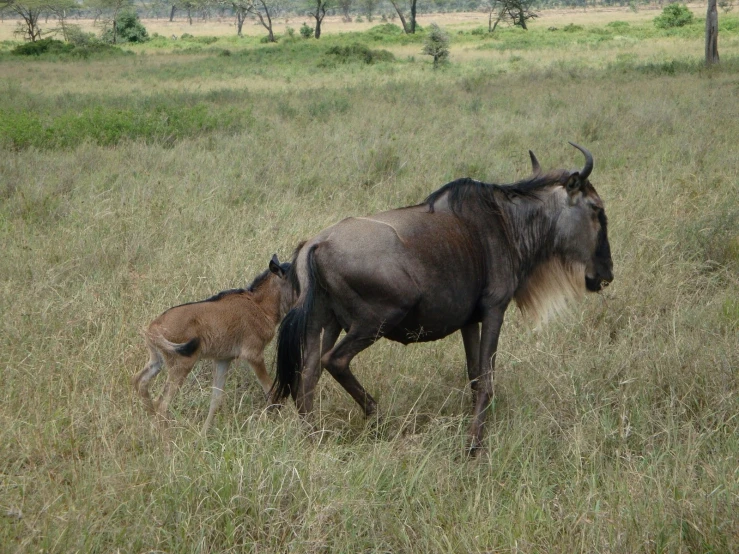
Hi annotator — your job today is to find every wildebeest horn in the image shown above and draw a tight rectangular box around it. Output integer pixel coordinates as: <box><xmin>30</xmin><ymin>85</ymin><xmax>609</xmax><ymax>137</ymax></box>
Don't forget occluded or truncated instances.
<box><xmin>528</xmin><ymin>150</ymin><xmax>541</xmax><ymax>176</ymax></box>
<box><xmin>569</xmin><ymin>142</ymin><xmax>593</xmax><ymax>181</ymax></box>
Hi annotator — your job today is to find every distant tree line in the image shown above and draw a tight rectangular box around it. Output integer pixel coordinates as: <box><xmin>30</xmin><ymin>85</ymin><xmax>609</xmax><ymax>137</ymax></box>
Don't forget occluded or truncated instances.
<box><xmin>0</xmin><ymin>0</ymin><xmax>720</xmax><ymax>44</ymax></box>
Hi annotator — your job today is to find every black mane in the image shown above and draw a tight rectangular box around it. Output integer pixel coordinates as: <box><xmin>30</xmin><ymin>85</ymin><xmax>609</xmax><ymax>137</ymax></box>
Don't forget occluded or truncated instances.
<box><xmin>424</xmin><ymin>172</ymin><xmax>567</xmax><ymax>215</ymax></box>
<box><xmin>204</xmin><ymin>288</ymin><xmax>246</xmax><ymax>302</ymax></box>
<box><xmin>245</xmin><ymin>268</ymin><xmax>272</xmax><ymax>293</ymax></box>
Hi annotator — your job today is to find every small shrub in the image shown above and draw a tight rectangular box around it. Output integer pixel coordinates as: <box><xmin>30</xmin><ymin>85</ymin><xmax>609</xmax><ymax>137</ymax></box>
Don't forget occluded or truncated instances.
<box><xmin>606</xmin><ymin>20</ymin><xmax>630</xmax><ymax>30</ymax></box>
<box><xmin>184</xmin><ymin>36</ymin><xmax>219</xmax><ymax>45</ymax></box>
<box><xmin>285</xmin><ymin>26</ymin><xmax>295</xmax><ymax>38</ymax></box>
<box><xmin>422</xmin><ymin>23</ymin><xmax>450</xmax><ymax>69</ymax></box>
<box><xmin>319</xmin><ymin>43</ymin><xmax>395</xmax><ymax>67</ymax></box>
<box><xmin>180</xmin><ymin>33</ymin><xmax>194</xmax><ymax>39</ymax></box>
<box><xmin>300</xmin><ymin>22</ymin><xmax>314</xmax><ymax>38</ymax></box>
<box><xmin>368</xmin><ymin>23</ymin><xmax>404</xmax><ymax>36</ymax></box>
<box><xmin>654</xmin><ymin>3</ymin><xmax>694</xmax><ymax>29</ymax></box>
<box><xmin>563</xmin><ymin>23</ymin><xmax>584</xmax><ymax>32</ymax></box>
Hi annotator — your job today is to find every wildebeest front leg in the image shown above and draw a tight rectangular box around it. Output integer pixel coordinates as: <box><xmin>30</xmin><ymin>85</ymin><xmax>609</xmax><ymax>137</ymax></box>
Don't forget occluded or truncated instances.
<box><xmin>469</xmin><ymin>310</ymin><xmax>505</xmax><ymax>455</ymax></box>
<box><xmin>461</xmin><ymin>322</ymin><xmax>481</xmax><ymax>391</ymax></box>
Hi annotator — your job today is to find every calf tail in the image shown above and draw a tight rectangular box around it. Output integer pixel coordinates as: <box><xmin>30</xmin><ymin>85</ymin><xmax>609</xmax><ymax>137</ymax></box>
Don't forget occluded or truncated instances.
<box><xmin>147</xmin><ymin>330</ymin><xmax>200</xmax><ymax>358</ymax></box>
<box><xmin>272</xmin><ymin>245</ymin><xmax>319</xmax><ymax>401</ymax></box>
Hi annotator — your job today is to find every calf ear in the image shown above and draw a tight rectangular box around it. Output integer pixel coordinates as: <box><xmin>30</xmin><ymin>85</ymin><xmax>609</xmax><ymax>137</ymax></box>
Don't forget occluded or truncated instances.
<box><xmin>269</xmin><ymin>254</ymin><xmax>285</xmax><ymax>277</ymax></box>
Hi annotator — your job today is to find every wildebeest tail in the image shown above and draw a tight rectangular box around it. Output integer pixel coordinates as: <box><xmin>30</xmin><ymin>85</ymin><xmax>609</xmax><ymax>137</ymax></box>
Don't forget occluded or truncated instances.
<box><xmin>272</xmin><ymin>245</ymin><xmax>319</xmax><ymax>401</ymax></box>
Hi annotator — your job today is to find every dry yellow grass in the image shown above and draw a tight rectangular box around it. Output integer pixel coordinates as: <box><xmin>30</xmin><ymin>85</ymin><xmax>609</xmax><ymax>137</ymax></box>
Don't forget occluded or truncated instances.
<box><xmin>0</xmin><ymin>11</ymin><xmax>737</xmax><ymax>552</ymax></box>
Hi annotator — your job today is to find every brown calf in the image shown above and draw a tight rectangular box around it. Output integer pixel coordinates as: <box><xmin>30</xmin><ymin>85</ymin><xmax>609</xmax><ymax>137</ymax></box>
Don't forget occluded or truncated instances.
<box><xmin>133</xmin><ymin>255</ymin><xmax>296</xmax><ymax>434</ymax></box>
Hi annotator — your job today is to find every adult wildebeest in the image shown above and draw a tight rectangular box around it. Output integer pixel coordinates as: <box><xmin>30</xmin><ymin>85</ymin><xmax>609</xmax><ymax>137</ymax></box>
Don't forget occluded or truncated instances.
<box><xmin>133</xmin><ymin>255</ymin><xmax>296</xmax><ymax>435</ymax></box>
<box><xmin>273</xmin><ymin>143</ymin><xmax>613</xmax><ymax>453</ymax></box>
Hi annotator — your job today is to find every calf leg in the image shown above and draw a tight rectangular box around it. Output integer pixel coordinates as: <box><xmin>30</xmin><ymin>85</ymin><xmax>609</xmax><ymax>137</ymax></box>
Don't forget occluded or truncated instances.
<box><xmin>202</xmin><ymin>359</ymin><xmax>231</xmax><ymax>435</ymax></box>
<box><xmin>155</xmin><ymin>356</ymin><xmax>196</xmax><ymax>425</ymax></box>
<box><xmin>246</xmin><ymin>354</ymin><xmax>273</xmax><ymax>399</ymax></box>
<box><xmin>133</xmin><ymin>347</ymin><xmax>164</xmax><ymax>415</ymax></box>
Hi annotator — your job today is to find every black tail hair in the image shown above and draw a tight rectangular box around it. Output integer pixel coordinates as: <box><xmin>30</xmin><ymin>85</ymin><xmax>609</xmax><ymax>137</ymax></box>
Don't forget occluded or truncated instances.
<box><xmin>175</xmin><ymin>338</ymin><xmax>200</xmax><ymax>357</ymax></box>
<box><xmin>272</xmin><ymin>245</ymin><xmax>320</xmax><ymax>401</ymax></box>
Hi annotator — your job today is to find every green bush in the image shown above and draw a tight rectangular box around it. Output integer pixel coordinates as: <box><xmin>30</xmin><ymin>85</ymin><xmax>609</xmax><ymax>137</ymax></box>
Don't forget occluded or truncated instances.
<box><xmin>368</xmin><ymin>23</ymin><xmax>404</xmax><ymax>36</ymax></box>
<box><xmin>654</xmin><ymin>3</ymin><xmax>694</xmax><ymax>29</ymax></box>
<box><xmin>606</xmin><ymin>20</ymin><xmax>630</xmax><ymax>30</ymax></box>
<box><xmin>101</xmin><ymin>10</ymin><xmax>149</xmax><ymax>43</ymax></box>
<box><xmin>65</xmin><ymin>25</ymin><xmax>97</xmax><ymax>46</ymax></box>
<box><xmin>10</xmin><ymin>37</ymin><xmax>127</xmax><ymax>59</ymax></box>
<box><xmin>300</xmin><ymin>22</ymin><xmax>314</xmax><ymax>38</ymax></box>
<box><xmin>563</xmin><ymin>23</ymin><xmax>584</xmax><ymax>32</ymax></box>
<box><xmin>11</xmin><ymin>38</ymin><xmax>73</xmax><ymax>56</ymax></box>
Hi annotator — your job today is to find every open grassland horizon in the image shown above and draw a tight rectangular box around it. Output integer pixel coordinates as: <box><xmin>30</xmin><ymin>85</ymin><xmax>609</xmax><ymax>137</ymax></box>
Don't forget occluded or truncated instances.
<box><xmin>0</xmin><ymin>3</ymin><xmax>716</xmax><ymax>42</ymax></box>
<box><xmin>1</xmin><ymin>10</ymin><xmax>738</xmax><ymax>553</ymax></box>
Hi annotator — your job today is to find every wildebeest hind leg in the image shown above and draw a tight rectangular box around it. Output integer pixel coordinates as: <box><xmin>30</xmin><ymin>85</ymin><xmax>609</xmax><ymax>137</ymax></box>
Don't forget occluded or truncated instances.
<box><xmin>321</xmin><ymin>330</ymin><xmax>380</xmax><ymax>417</ymax></box>
<box><xmin>461</xmin><ymin>323</ymin><xmax>481</xmax><ymax>392</ymax></box>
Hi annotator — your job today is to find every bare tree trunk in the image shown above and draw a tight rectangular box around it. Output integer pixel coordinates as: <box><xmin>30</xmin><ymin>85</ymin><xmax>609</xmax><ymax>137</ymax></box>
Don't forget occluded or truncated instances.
<box><xmin>251</xmin><ymin>0</ymin><xmax>276</xmax><ymax>42</ymax></box>
<box><xmin>169</xmin><ymin>5</ymin><xmax>176</xmax><ymax>21</ymax></box>
<box><xmin>312</xmin><ymin>0</ymin><xmax>326</xmax><ymax>38</ymax></box>
<box><xmin>409</xmin><ymin>0</ymin><xmax>416</xmax><ymax>33</ymax></box>
<box><xmin>705</xmin><ymin>0</ymin><xmax>719</xmax><ymax>65</ymax></box>
<box><xmin>236</xmin><ymin>9</ymin><xmax>245</xmax><ymax>36</ymax></box>
<box><xmin>389</xmin><ymin>0</ymin><xmax>408</xmax><ymax>33</ymax></box>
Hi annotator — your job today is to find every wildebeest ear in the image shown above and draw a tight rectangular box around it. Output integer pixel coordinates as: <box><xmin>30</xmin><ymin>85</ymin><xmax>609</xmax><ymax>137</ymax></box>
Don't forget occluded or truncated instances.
<box><xmin>269</xmin><ymin>254</ymin><xmax>285</xmax><ymax>276</ymax></box>
<box><xmin>565</xmin><ymin>173</ymin><xmax>582</xmax><ymax>197</ymax></box>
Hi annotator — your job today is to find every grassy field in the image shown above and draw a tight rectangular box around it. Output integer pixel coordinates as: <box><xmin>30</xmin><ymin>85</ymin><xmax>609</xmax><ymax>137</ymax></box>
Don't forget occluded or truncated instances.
<box><xmin>1</xmin><ymin>7</ymin><xmax>738</xmax><ymax>553</ymax></box>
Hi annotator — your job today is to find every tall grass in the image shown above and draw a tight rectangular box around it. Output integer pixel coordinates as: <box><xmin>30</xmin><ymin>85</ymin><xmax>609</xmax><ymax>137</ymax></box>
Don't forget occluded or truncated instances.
<box><xmin>1</xmin><ymin>15</ymin><xmax>738</xmax><ymax>552</ymax></box>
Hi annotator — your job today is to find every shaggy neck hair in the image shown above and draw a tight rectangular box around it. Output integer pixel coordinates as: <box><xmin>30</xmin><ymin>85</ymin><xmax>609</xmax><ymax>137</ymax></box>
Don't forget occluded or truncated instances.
<box><xmin>424</xmin><ymin>172</ymin><xmax>586</xmax><ymax>325</ymax></box>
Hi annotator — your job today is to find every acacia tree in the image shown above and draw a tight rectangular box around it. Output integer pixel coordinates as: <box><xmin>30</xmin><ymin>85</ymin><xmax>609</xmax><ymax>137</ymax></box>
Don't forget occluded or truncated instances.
<box><xmin>388</xmin><ymin>0</ymin><xmax>418</xmax><ymax>33</ymax></box>
<box><xmin>706</xmin><ymin>0</ymin><xmax>719</xmax><ymax>65</ymax></box>
<box><xmin>0</xmin><ymin>0</ymin><xmax>45</xmax><ymax>41</ymax></box>
<box><xmin>336</xmin><ymin>0</ymin><xmax>350</xmax><ymax>21</ymax></box>
<box><xmin>484</xmin><ymin>0</ymin><xmax>537</xmax><ymax>31</ymax></box>
<box><xmin>361</xmin><ymin>0</ymin><xmax>376</xmax><ymax>21</ymax></box>
<box><xmin>224</xmin><ymin>0</ymin><xmax>248</xmax><ymax>35</ymax></box>
<box><xmin>88</xmin><ymin>0</ymin><xmax>133</xmax><ymax>43</ymax></box>
<box><xmin>307</xmin><ymin>0</ymin><xmax>332</xmax><ymax>38</ymax></box>
<box><xmin>45</xmin><ymin>0</ymin><xmax>77</xmax><ymax>40</ymax></box>
<box><xmin>247</xmin><ymin>0</ymin><xmax>282</xmax><ymax>42</ymax></box>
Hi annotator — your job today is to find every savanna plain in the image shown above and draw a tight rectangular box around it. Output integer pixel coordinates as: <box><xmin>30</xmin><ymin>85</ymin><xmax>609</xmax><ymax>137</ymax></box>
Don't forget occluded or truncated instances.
<box><xmin>1</xmin><ymin>6</ymin><xmax>738</xmax><ymax>552</ymax></box>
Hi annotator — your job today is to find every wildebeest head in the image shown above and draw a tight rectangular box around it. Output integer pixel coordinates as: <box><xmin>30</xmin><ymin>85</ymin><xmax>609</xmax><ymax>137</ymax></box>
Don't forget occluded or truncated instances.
<box><xmin>551</xmin><ymin>143</ymin><xmax>614</xmax><ymax>293</ymax></box>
